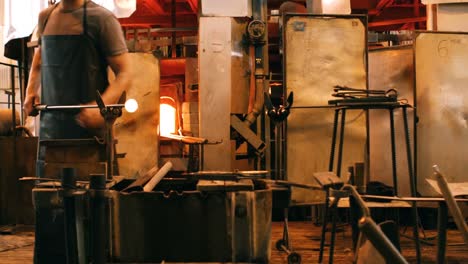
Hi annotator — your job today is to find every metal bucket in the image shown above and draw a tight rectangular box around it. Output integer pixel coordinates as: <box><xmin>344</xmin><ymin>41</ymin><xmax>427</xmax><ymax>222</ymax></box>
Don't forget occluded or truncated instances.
<box><xmin>109</xmin><ymin>187</ymin><xmax>272</xmax><ymax>263</ymax></box>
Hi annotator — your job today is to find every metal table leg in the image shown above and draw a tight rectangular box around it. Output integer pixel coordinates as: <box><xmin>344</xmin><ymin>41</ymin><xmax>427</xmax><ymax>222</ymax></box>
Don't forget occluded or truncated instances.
<box><xmin>437</xmin><ymin>202</ymin><xmax>448</xmax><ymax>264</ymax></box>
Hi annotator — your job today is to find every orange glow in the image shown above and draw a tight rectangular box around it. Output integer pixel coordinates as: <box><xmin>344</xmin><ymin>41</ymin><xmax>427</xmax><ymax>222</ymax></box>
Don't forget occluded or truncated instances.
<box><xmin>160</xmin><ymin>103</ymin><xmax>177</xmax><ymax>136</ymax></box>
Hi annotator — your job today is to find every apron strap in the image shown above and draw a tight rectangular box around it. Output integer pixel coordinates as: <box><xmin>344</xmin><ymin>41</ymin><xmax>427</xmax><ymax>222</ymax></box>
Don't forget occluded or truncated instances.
<box><xmin>42</xmin><ymin>1</ymin><xmax>89</xmax><ymax>36</ymax></box>
<box><xmin>41</xmin><ymin>3</ymin><xmax>59</xmax><ymax>32</ymax></box>
<box><xmin>83</xmin><ymin>1</ymin><xmax>88</xmax><ymax>36</ymax></box>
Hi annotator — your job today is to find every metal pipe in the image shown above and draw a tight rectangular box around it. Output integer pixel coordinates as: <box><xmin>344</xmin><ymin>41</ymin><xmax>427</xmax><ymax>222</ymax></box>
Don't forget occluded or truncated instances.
<box><xmin>359</xmin><ymin>217</ymin><xmax>408</xmax><ymax>264</ymax></box>
<box><xmin>343</xmin><ymin>185</ymin><xmax>371</xmax><ymax>217</ymax></box>
<box><xmin>337</xmin><ymin>109</ymin><xmax>346</xmax><ymax>177</ymax></box>
<box><xmin>244</xmin><ymin>0</ymin><xmax>268</xmax><ymax>126</ymax></box>
<box><xmin>171</xmin><ymin>0</ymin><xmax>177</xmax><ymax>58</ymax></box>
<box><xmin>403</xmin><ymin>106</ymin><xmax>416</xmax><ymax>196</ymax></box>
<box><xmin>10</xmin><ymin>65</ymin><xmax>18</xmax><ymax>225</ymax></box>
<box><xmin>389</xmin><ymin>108</ymin><xmax>398</xmax><ymax>195</ymax></box>
<box><xmin>329</xmin><ymin>109</ymin><xmax>340</xmax><ymax>172</ymax></box>
<box><xmin>89</xmin><ymin>174</ymin><xmax>107</xmax><ymax>264</ymax></box>
<box><xmin>61</xmin><ymin>168</ymin><xmax>79</xmax><ymax>264</ymax></box>
<box><xmin>436</xmin><ymin>202</ymin><xmax>448</xmax><ymax>264</ymax></box>
<box><xmin>433</xmin><ymin>165</ymin><xmax>468</xmax><ymax>245</ymax></box>
<box><xmin>35</xmin><ymin>103</ymin><xmax>125</xmax><ymax>111</ymax></box>
<box><xmin>105</xmin><ymin>119</ymin><xmax>114</xmax><ymax>179</ymax></box>
<box><xmin>143</xmin><ymin>161</ymin><xmax>173</xmax><ymax>192</ymax></box>
<box><xmin>318</xmin><ymin>188</ymin><xmax>330</xmax><ymax>263</ymax></box>
<box><xmin>161</xmin><ymin>134</ymin><xmax>208</xmax><ymax>144</ymax></box>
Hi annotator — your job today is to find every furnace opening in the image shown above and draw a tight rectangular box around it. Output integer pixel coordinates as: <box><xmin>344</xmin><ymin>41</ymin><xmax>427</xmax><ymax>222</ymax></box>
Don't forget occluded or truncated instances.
<box><xmin>160</xmin><ymin>96</ymin><xmax>177</xmax><ymax>136</ymax></box>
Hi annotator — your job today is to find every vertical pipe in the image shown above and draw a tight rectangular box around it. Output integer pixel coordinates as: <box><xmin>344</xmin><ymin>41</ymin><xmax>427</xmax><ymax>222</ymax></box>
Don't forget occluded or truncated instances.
<box><xmin>328</xmin><ymin>203</ymin><xmax>338</xmax><ymax>264</ymax></box>
<box><xmin>281</xmin><ymin>123</ymin><xmax>286</xmax><ymax>180</ymax></box>
<box><xmin>389</xmin><ymin>108</ymin><xmax>398</xmax><ymax>195</ymax></box>
<box><xmin>283</xmin><ymin>208</ymin><xmax>290</xmax><ymax>248</ymax></box>
<box><xmin>337</xmin><ymin>109</ymin><xmax>346</xmax><ymax>177</ymax></box>
<box><xmin>90</xmin><ymin>174</ymin><xmax>107</xmax><ymax>264</ymax></box>
<box><xmin>105</xmin><ymin>121</ymin><xmax>114</xmax><ymax>179</ymax></box>
<box><xmin>10</xmin><ymin>65</ymin><xmax>17</xmax><ymax>133</ymax></box>
<box><xmin>244</xmin><ymin>0</ymin><xmax>268</xmax><ymax>126</ymax></box>
<box><xmin>62</xmin><ymin>168</ymin><xmax>78</xmax><ymax>264</ymax></box>
<box><xmin>403</xmin><ymin>106</ymin><xmax>416</xmax><ymax>196</ymax></box>
<box><xmin>329</xmin><ymin>109</ymin><xmax>340</xmax><ymax>172</ymax></box>
<box><xmin>10</xmin><ymin>65</ymin><xmax>18</xmax><ymax>225</ymax></box>
<box><xmin>436</xmin><ymin>202</ymin><xmax>448</xmax><ymax>264</ymax></box>
<box><xmin>20</xmin><ymin>38</ymin><xmax>27</xmax><ymax>125</ymax></box>
<box><xmin>411</xmin><ymin>202</ymin><xmax>421</xmax><ymax>264</ymax></box>
<box><xmin>318</xmin><ymin>188</ymin><xmax>330</xmax><ymax>263</ymax></box>
<box><xmin>414</xmin><ymin>0</ymin><xmax>421</xmax><ymax>29</ymax></box>
<box><xmin>171</xmin><ymin>0</ymin><xmax>177</xmax><ymax>58</ymax></box>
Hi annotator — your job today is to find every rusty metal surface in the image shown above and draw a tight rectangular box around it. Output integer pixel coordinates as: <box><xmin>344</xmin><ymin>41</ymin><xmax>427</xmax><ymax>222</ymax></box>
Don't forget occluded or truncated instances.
<box><xmin>0</xmin><ymin>109</ymin><xmax>19</xmax><ymax>136</ymax></box>
<box><xmin>109</xmin><ymin>188</ymin><xmax>271</xmax><ymax>263</ymax></box>
<box><xmin>199</xmin><ymin>17</ymin><xmax>250</xmax><ymax>170</ymax></box>
<box><xmin>284</xmin><ymin>15</ymin><xmax>367</xmax><ymax>204</ymax></box>
<box><xmin>114</xmin><ymin>53</ymin><xmax>160</xmax><ymax>178</ymax></box>
<box><xmin>368</xmin><ymin>46</ymin><xmax>414</xmax><ymax>196</ymax></box>
<box><xmin>415</xmin><ymin>31</ymin><xmax>468</xmax><ymax>196</ymax></box>
<box><xmin>0</xmin><ymin>137</ymin><xmax>37</xmax><ymax>225</ymax></box>
<box><xmin>436</xmin><ymin>5</ymin><xmax>468</xmax><ymax>32</ymax></box>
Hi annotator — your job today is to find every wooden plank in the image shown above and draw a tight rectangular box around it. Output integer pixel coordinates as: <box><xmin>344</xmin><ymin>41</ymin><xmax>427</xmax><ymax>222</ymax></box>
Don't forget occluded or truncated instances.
<box><xmin>1</xmin><ymin>222</ymin><xmax>468</xmax><ymax>263</ymax></box>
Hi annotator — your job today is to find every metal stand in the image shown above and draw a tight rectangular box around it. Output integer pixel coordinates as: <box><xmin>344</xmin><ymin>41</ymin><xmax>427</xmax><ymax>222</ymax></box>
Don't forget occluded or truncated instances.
<box><xmin>89</xmin><ymin>174</ymin><xmax>107</xmax><ymax>264</ymax></box>
<box><xmin>62</xmin><ymin>168</ymin><xmax>79</xmax><ymax>264</ymax></box>
<box><xmin>34</xmin><ymin>91</ymin><xmax>125</xmax><ymax>179</ymax></box>
<box><xmin>276</xmin><ymin>208</ymin><xmax>302</xmax><ymax>264</ymax></box>
<box><xmin>327</xmin><ymin>102</ymin><xmax>421</xmax><ymax>264</ymax></box>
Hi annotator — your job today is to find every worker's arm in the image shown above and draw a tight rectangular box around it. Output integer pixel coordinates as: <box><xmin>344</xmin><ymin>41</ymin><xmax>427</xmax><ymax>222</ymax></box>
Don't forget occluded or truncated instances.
<box><xmin>23</xmin><ymin>48</ymin><xmax>42</xmax><ymax>116</ymax></box>
<box><xmin>77</xmin><ymin>51</ymin><xmax>132</xmax><ymax>129</ymax></box>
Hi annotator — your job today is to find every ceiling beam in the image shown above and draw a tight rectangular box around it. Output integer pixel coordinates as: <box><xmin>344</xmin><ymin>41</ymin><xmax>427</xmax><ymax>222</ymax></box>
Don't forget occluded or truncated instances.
<box><xmin>368</xmin><ymin>16</ymin><xmax>426</xmax><ymax>27</ymax></box>
<box><xmin>140</xmin><ymin>0</ymin><xmax>165</xmax><ymax>14</ymax></box>
<box><xmin>119</xmin><ymin>14</ymin><xmax>198</xmax><ymax>27</ymax></box>
<box><xmin>185</xmin><ymin>0</ymin><xmax>198</xmax><ymax>13</ymax></box>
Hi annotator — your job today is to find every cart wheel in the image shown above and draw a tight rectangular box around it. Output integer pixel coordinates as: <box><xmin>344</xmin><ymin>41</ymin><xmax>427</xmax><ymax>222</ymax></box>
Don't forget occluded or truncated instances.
<box><xmin>287</xmin><ymin>252</ymin><xmax>301</xmax><ymax>264</ymax></box>
<box><xmin>276</xmin><ymin>239</ymin><xmax>286</xmax><ymax>251</ymax></box>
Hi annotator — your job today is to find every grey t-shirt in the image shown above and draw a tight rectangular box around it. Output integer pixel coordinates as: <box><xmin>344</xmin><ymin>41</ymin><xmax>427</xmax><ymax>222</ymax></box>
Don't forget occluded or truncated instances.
<box><xmin>37</xmin><ymin>1</ymin><xmax>128</xmax><ymax>57</ymax></box>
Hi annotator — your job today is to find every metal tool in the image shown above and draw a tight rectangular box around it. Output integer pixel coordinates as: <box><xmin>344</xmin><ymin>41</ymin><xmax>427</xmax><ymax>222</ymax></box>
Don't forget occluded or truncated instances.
<box><xmin>33</xmin><ymin>90</ymin><xmax>127</xmax><ymax>179</ymax></box>
<box><xmin>265</xmin><ymin>91</ymin><xmax>293</xmax><ymax>123</ymax></box>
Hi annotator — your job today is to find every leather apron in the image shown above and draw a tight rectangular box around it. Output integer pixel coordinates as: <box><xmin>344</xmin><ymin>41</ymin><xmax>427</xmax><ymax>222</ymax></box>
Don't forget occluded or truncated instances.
<box><xmin>37</xmin><ymin>2</ymin><xmax>109</xmax><ymax>176</ymax></box>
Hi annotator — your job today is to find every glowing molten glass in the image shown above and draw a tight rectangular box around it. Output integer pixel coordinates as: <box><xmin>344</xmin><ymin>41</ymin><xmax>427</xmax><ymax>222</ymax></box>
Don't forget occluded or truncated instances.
<box><xmin>160</xmin><ymin>103</ymin><xmax>176</xmax><ymax>136</ymax></box>
<box><xmin>124</xmin><ymin>98</ymin><xmax>138</xmax><ymax>113</ymax></box>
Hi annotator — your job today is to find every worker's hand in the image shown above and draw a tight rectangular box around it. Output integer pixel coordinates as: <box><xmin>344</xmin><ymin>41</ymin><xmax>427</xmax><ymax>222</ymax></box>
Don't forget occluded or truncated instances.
<box><xmin>76</xmin><ymin>107</ymin><xmax>105</xmax><ymax>129</ymax></box>
<box><xmin>23</xmin><ymin>94</ymin><xmax>40</xmax><ymax>116</ymax></box>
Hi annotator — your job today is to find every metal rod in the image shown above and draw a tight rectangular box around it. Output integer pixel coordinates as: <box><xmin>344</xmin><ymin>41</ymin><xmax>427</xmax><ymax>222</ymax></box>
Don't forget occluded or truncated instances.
<box><xmin>359</xmin><ymin>217</ymin><xmax>408</xmax><ymax>264</ymax></box>
<box><xmin>161</xmin><ymin>134</ymin><xmax>208</xmax><ymax>144</ymax></box>
<box><xmin>35</xmin><ymin>103</ymin><xmax>125</xmax><ymax>111</ymax></box>
<box><xmin>404</xmin><ymin>106</ymin><xmax>421</xmax><ymax>264</ymax></box>
<box><xmin>411</xmin><ymin>202</ymin><xmax>421</xmax><ymax>264</ymax></box>
<box><xmin>328</xmin><ymin>204</ymin><xmax>338</xmax><ymax>264</ymax></box>
<box><xmin>105</xmin><ymin>120</ymin><xmax>114</xmax><ymax>179</ymax></box>
<box><xmin>318</xmin><ymin>188</ymin><xmax>330</xmax><ymax>263</ymax></box>
<box><xmin>291</xmin><ymin>105</ymin><xmax>337</xmax><ymax>109</ymax></box>
<box><xmin>434</xmin><ymin>166</ymin><xmax>468</xmax><ymax>245</ymax></box>
<box><xmin>283</xmin><ymin>208</ymin><xmax>290</xmax><ymax>249</ymax></box>
<box><xmin>89</xmin><ymin>174</ymin><xmax>107</xmax><ymax>264</ymax></box>
<box><xmin>343</xmin><ymin>185</ymin><xmax>371</xmax><ymax>217</ymax></box>
<box><xmin>337</xmin><ymin>109</ymin><xmax>346</xmax><ymax>177</ymax></box>
<box><xmin>329</xmin><ymin>109</ymin><xmax>340</xmax><ymax>172</ymax></box>
<box><xmin>171</xmin><ymin>0</ymin><xmax>176</xmax><ymax>58</ymax></box>
<box><xmin>62</xmin><ymin>168</ymin><xmax>78</xmax><ymax>264</ymax></box>
<box><xmin>10</xmin><ymin>65</ymin><xmax>18</xmax><ymax>226</ymax></box>
<box><xmin>18</xmin><ymin>60</ymin><xmax>25</xmax><ymax>125</ymax></box>
<box><xmin>403</xmin><ymin>106</ymin><xmax>416</xmax><ymax>196</ymax></box>
<box><xmin>436</xmin><ymin>202</ymin><xmax>448</xmax><ymax>264</ymax></box>
<box><xmin>389</xmin><ymin>108</ymin><xmax>398</xmax><ymax>195</ymax></box>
